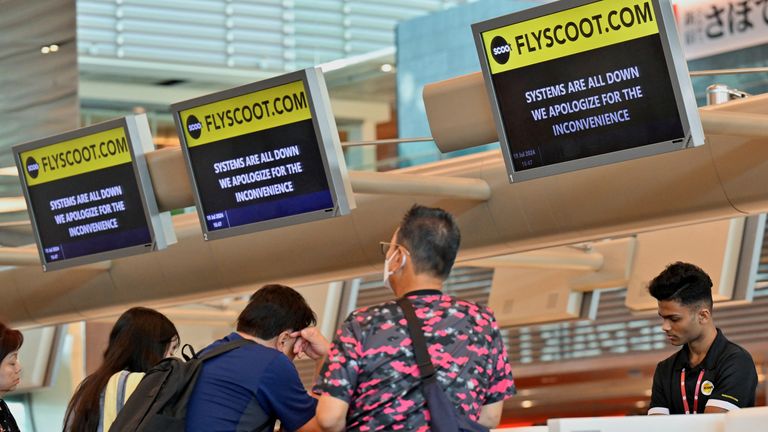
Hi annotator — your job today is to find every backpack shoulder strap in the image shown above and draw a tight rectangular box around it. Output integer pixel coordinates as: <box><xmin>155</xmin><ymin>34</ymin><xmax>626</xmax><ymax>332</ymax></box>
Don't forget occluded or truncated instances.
<box><xmin>106</xmin><ymin>361</ymin><xmax>179</xmax><ymax>432</ymax></box>
<box><xmin>181</xmin><ymin>344</ymin><xmax>196</xmax><ymax>361</ymax></box>
<box><xmin>103</xmin><ymin>371</ymin><xmax>145</xmax><ymax>431</ymax></box>
<box><xmin>396</xmin><ymin>297</ymin><xmax>437</xmax><ymax>380</ymax></box>
<box><xmin>197</xmin><ymin>337</ymin><xmax>255</xmax><ymax>362</ymax></box>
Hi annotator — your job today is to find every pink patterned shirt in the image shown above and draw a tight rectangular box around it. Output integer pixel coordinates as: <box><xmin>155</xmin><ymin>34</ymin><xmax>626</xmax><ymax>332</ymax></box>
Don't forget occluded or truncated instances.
<box><xmin>314</xmin><ymin>290</ymin><xmax>516</xmax><ymax>431</ymax></box>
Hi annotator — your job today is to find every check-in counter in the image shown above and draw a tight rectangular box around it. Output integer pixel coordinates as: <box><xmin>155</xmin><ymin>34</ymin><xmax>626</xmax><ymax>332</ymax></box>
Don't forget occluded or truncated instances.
<box><xmin>723</xmin><ymin>406</ymin><xmax>768</xmax><ymax>431</ymax></box>
<box><xmin>547</xmin><ymin>414</ymin><xmax>725</xmax><ymax>432</ymax></box>
<box><xmin>493</xmin><ymin>427</ymin><xmax>547</xmax><ymax>432</ymax></box>
<box><xmin>491</xmin><ymin>426</ymin><xmax>549</xmax><ymax>432</ymax></box>
<box><xmin>493</xmin><ymin>406</ymin><xmax>768</xmax><ymax>432</ymax></box>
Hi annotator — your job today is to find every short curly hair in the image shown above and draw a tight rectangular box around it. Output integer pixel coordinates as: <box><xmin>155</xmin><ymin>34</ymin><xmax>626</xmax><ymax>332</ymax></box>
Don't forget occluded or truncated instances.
<box><xmin>648</xmin><ymin>262</ymin><xmax>713</xmax><ymax>311</ymax></box>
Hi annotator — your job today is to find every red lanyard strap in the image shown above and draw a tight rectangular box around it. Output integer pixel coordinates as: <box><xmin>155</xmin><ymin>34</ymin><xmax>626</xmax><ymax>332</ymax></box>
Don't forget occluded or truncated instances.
<box><xmin>680</xmin><ymin>368</ymin><xmax>706</xmax><ymax>414</ymax></box>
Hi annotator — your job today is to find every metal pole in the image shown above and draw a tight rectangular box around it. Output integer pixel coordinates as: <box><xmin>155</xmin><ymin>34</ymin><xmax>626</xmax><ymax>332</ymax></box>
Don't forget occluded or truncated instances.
<box><xmin>690</xmin><ymin>67</ymin><xmax>768</xmax><ymax>77</ymax></box>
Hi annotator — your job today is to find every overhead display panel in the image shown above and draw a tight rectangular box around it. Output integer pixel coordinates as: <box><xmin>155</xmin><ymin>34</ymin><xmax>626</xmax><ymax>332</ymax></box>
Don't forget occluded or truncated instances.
<box><xmin>172</xmin><ymin>67</ymin><xmax>354</xmax><ymax>241</ymax></box>
<box><xmin>14</xmin><ymin>116</ymin><xmax>176</xmax><ymax>271</ymax></box>
<box><xmin>473</xmin><ymin>0</ymin><xmax>704</xmax><ymax>182</ymax></box>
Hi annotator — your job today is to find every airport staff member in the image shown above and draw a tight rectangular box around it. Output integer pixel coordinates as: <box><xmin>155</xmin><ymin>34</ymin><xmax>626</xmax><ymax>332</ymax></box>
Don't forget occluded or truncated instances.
<box><xmin>647</xmin><ymin>262</ymin><xmax>757</xmax><ymax>415</ymax></box>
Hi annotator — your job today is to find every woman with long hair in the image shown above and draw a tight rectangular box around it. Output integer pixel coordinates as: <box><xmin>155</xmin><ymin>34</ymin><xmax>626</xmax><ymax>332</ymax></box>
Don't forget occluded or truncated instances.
<box><xmin>0</xmin><ymin>322</ymin><xmax>23</xmax><ymax>432</ymax></box>
<box><xmin>64</xmin><ymin>307</ymin><xmax>179</xmax><ymax>432</ymax></box>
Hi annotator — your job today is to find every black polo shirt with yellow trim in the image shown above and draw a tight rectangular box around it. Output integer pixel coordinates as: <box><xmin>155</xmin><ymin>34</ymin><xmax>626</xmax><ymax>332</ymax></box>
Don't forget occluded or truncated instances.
<box><xmin>648</xmin><ymin>328</ymin><xmax>757</xmax><ymax>414</ymax></box>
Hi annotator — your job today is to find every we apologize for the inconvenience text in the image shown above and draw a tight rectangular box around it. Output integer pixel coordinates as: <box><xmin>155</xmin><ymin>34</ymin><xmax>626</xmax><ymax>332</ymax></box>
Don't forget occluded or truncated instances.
<box><xmin>49</xmin><ymin>185</ymin><xmax>126</xmax><ymax>239</ymax></box>
<box><xmin>212</xmin><ymin>144</ymin><xmax>303</xmax><ymax>205</ymax></box>
<box><xmin>526</xmin><ymin>66</ymin><xmax>643</xmax><ymax>139</ymax></box>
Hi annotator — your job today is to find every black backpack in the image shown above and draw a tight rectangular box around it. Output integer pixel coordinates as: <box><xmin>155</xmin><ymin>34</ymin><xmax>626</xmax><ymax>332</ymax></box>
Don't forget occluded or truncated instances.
<box><xmin>108</xmin><ymin>338</ymin><xmax>254</xmax><ymax>432</ymax></box>
<box><xmin>397</xmin><ymin>298</ymin><xmax>490</xmax><ymax>432</ymax></box>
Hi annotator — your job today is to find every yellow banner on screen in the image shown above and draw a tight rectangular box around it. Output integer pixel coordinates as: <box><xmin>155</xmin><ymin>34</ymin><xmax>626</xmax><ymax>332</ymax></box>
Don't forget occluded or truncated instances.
<box><xmin>482</xmin><ymin>0</ymin><xmax>659</xmax><ymax>74</ymax></box>
<box><xmin>180</xmin><ymin>80</ymin><xmax>312</xmax><ymax>148</ymax></box>
<box><xmin>21</xmin><ymin>127</ymin><xmax>132</xmax><ymax>187</ymax></box>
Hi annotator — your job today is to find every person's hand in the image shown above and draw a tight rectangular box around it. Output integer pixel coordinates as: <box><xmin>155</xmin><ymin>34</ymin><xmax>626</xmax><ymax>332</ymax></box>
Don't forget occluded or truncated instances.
<box><xmin>290</xmin><ymin>327</ymin><xmax>330</xmax><ymax>361</ymax></box>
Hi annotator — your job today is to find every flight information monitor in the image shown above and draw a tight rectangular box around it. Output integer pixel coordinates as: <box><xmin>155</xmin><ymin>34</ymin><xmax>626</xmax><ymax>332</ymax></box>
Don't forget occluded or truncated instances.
<box><xmin>172</xmin><ymin>67</ymin><xmax>354</xmax><ymax>241</ymax></box>
<box><xmin>473</xmin><ymin>0</ymin><xmax>703</xmax><ymax>182</ymax></box>
<box><xmin>14</xmin><ymin>115</ymin><xmax>175</xmax><ymax>271</ymax></box>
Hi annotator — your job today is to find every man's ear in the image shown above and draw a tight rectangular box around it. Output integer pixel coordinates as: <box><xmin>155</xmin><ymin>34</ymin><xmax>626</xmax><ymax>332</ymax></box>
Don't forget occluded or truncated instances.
<box><xmin>388</xmin><ymin>247</ymin><xmax>406</xmax><ymax>272</ymax></box>
<box><xmin>697</xmin><ymin>305</ymin><xmax>712</xmax><ymax>324</ymax></box>
<box><xmin>276</xmin><ymin>330</ymin><xmax>294</xmax><ymax>347</ymax></box>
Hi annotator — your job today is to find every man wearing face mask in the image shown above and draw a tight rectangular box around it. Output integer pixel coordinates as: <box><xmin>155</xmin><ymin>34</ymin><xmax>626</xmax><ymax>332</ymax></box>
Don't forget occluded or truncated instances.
<box><xmin>647</xmin><ymin>262</ymin><xmax>758</xmax><ymax>415</ymax></box>
<box><xmin>314</xmin><ymin>204</ymin><xmax>516</xmax><ymax>431</ymax></box>
<box><xmin>186</xmin><ymin>284</ymin><xmax>330</xmax><ymax>432</ymax></box>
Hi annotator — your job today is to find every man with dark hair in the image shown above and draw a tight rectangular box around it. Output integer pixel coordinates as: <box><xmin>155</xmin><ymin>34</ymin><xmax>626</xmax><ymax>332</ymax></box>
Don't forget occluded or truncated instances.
<box><xmin>647</xmin><ymin>262</ymin><xmax>757</xmax><ymax>415</ymax></box>
<box><xmin>314</xmin><ymin>204</ymin><xmax>516</xmax><ymax>431</ymax></box>
<box><xmin>186</xmin><ymin>284</ymin><xmax>330</xmax><ymax>431</ymax></box>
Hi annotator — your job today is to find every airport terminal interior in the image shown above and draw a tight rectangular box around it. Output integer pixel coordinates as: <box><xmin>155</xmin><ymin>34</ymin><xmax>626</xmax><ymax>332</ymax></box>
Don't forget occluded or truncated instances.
<box><xmin>1</xmin><ymin>0</ymin><xmax>767</xmax><ymax>430</ymax></box>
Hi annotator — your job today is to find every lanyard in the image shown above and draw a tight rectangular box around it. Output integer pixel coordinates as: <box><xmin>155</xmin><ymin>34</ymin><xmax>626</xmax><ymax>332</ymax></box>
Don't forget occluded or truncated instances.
<box><xmin>680</xmin><ymin>368</ymin><xmax>706</xmax><ymax>414</ymax></box>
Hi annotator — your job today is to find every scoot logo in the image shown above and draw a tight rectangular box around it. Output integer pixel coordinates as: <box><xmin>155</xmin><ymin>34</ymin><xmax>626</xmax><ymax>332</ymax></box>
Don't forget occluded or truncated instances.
<box><xmin>186</xmin><ymin>115</ymin><xmax>203</xmax><ymax>139</ymax></box>
<box><xmin>491</xmin><ymin>36</ymin><xmax>511</xmax><ymax>65</ymax></box>
<box><xmin>701</xmin><ymin>381</ymin><xmax>714</xmax><ymax>396</ymax></box>
<box><xmin>25</xmin><ymin>156</ymin><xmax>39</xmax><ymax>179</ymax></box>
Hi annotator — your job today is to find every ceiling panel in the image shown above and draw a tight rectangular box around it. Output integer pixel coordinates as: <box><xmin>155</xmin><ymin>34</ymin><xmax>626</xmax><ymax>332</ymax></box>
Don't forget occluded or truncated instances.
<box><xmin>0</xmin><ymin>0</ymin><xmax>79</xmax><ymax>170</ymax></box>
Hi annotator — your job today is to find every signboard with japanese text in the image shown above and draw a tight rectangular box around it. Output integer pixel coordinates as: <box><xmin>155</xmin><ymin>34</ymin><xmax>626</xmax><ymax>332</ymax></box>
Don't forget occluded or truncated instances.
<box><xmin>13</xmin><ymin>116</ymin><xmax>175</xmax><ymax>271</ymax></box>
<box><xmin>473</xmin><ymin>0</ymin><xmax>704</xmax><ymax>182</ymax></box>
<box><xmin>674</xmin><ymin>0</ymin><xmax>768</xmax><ymax>59</ymax></box>
<box><xmin>172</xmin><ymin>68</ymin><xmax>354</xmax><ymax>241</ymax></box>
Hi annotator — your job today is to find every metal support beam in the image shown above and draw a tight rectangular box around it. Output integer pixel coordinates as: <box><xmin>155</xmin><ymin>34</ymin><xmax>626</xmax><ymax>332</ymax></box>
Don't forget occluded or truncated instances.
<box><xmin>341</xmin><ymin>137</ymin><xmax>433</xmax><ymax>147</ymax></box>
<box><xmin>145</xmin><ymin>147</ymin><xmax>194</xmax><ymax>212</ymax></box>
<box><xmin>700</xmin><ymin>110</ymin><xmax>768</xmax><ymax>138</ymax></box>
<box><xmin>0</xmin><ymin>246</ymin><xmax>38</xmax><ymax>266</ymax></box>
<box><xmin>465</xmin><ymin>248</ymin><xmax>604</xmax><ymax>271</ymax></box>
<box><xmin>144</xmin><ymin>148</ymin><xmax>492</xmax><ymax>212</ymax></box>
<box><xmin>0</xmin><ymin>147</ymin><xmax>491</xmax><ymax>266</ymax></box>
<box><xmin>0</xmin><ymin>246</ymin><xmax>111</xmax><ymax>269</ymax></box>
<box><xmin>424</xmin><ymin>71</ymin><xmax>768</xmax><ymax>152</ymax></box>
<box><xmin>349</xmin><ymin>171</ymin><xmax>491</xmax><ymax>201</ymax></box>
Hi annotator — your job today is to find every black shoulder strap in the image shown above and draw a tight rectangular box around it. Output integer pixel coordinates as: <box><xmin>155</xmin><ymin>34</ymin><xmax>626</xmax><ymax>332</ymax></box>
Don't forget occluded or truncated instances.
<box><xmin>181</xmin><ymin>343</ymin><xmax>196</xmax><ymax>361</ymax></box>
<box><xmin>397</xmin><ymin>297</ymin><xmax>437</xmax><ymax>380</ymax></box>
<box><xmin>197</xmin><ymin>338</ymin><xmax>255</xmax><ymax>361</ymax></box>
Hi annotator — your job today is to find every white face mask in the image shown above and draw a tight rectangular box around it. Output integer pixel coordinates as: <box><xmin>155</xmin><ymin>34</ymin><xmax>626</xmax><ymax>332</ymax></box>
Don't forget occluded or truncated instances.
<box><xmin>383</xmin><ymin>251</ymin><xmax>406</xmax><ymax>291</ymax></box>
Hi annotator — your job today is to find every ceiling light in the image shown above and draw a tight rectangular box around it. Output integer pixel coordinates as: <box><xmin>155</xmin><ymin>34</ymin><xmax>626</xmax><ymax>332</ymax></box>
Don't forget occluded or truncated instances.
<box><xmin>635</xmin><ymin>401</ymin><xmax>647</xmax><ymax>409</ymax></box>
<box><xmin>380</xmin><ymin>63</ymin><xmax>393</xmax><ymax>73</ymax></box>
<box><xmin>521</xmin><ymin>400</ymin><xmax>533</xmax><ymax>408</ymax></box>
<box><xmin>49</xmin><ymin>44</ymin><xmax>59</xmax><ymax>52</ymax></box>
<box><xmin>40</xmin><ymin>46</ymin><xmax>50</xmax><ymax>54</ymax></box>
